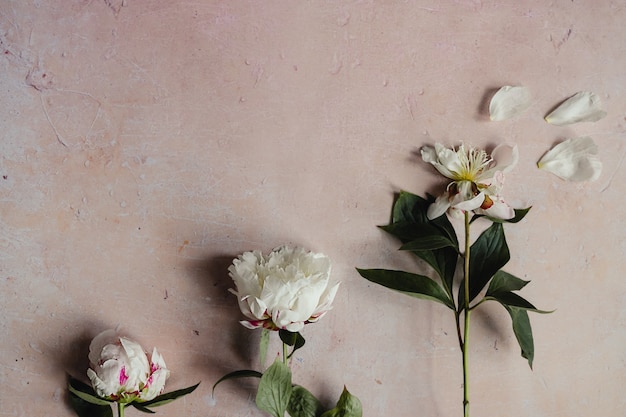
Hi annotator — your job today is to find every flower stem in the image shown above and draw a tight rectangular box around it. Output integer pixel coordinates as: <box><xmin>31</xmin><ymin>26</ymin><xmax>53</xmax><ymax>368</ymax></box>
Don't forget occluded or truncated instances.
<box><xmin>463</xmin><ymin>211</ymin><xmax>471</xmax><ymax>417</ymax></box>
<box><xmin>282</xmin><ymin>342</ymin><xmax>288</xmax><ymax>365</ymax></box>
<box><xmin>117</xmin><ymin>402</ymin><xmax>124</xmax><ymax>417</ymax></box>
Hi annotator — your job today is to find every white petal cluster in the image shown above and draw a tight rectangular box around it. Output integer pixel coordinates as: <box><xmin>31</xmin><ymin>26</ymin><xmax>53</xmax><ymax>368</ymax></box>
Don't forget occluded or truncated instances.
<box><xmin>537</xmin><ymin>136</ymin><xmax>602</xmax><ymax>182</ymax></box>
<box><xmin>229</xmin><ymin>246</ymin><xmax>339</xmax><ymax>332</ymax></box>
<box><xmin>87</xmin><ymin>329</ymin><xmax>169</xmax><ymax>403</ymax></box>
<box><xmin>545</xmin><ymin>91</ymin><xmax>607</xmax><ymax>125</ymax></box>
<box><xmin>421</xmin><ymin>143</ymin><xmax>518</xmax><ymax>220</ymax></box>
<box><xmin>489</xmin><ymin>86</ymin><xmax>532</xmax><ymax>121</ymax></box>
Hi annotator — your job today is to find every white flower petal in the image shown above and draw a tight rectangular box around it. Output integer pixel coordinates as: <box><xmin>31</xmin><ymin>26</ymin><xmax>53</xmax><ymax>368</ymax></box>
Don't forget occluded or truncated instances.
<box><xmin>150</xmin><ymin>347</ymin><xmax>168</xmax><ymax>372</ymax></box>
<box><xmin>141</xmin><ymin>367</ymin><xmax>169</xmax><ymax>401</ymax></box>
<box><xmin>489</xmin><ymin>86</ymin><xmax>532</xmax><ymax>121</ymax></box>
<box><xmin>426</xmin><ymin>194</ymin><xmax>451</xmax><ymax>220</ymax></box>
<box><xmin>88</xmin><ymin>329</ymin><xmax>119</xmax><ymax>366</ymax></box>
<box><xmin>491</xmin><ymin>144</ymin><xmax>519</xmax><ymax>174</ymax></box>
<box><xmin>420</xmin><ymin>145</ymin><xmax>458</xmax><ymax>178</ymax></box>
<box><xmin>312</xmin><ymin>282</ymin><xmax>340</xmax><ymax>316</ymax></box>
<box><xmin>479</xmin><ymin>144</ymin><xmax>519</xmax><ymax>180</ymax></box>
<box><xmin>229</xmin><ymin>247</ymin><xmax>337</xmax><ymax>330</ymax></box>
<box><xmin>537</xmin><ymin>136</ymin><xmax>602</xmax><ymax>182</ymax></box>
<box><xmin>478</xmin><ymin>197</ymin><xmax>515</xmax><ymax>220</ymax></box>
<box><xmin>88</xmin><ymin>366</ymin><xmax>119</xmax><ymax>398</ymax></box>
<box><xmin>452</xmin><ymin>190</ymin><xmax>485</xmax><ymax>212</ymax></box>
<box><xmin>240</xmin><ymin>320</ymin><xmax>263</xmax><ymax>329</ymax></box>
<box><xmin>545</xmin><ymin>91</ymin><xmax>607</xmax><ymax>125</ymax></box>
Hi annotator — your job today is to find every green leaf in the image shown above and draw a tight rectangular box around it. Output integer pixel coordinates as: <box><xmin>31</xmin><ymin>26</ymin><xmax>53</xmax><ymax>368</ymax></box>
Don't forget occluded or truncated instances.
<box><xmin>504</xmin><ymin>306</ymin><xmax>535</xmax><ymax>369</ymax></box>
<box><xmin>288</xmin><ymin>385</ymin><xmax>323</xmax><ymax>417</ymax></box>
<box><xmin>67</xmin><ymin>376</ymin><xmax>113</xmax><ymax>417</ymax></box>
<box><xmin>376</xmin><ymin>191</ymin><xmax>459</xmax><ymax>300</ymax></box>
<box><xmin>383</xmin><ymin>192</ymin><xmax>458</xmax><ymax>249</ymax></box>
<box><xmin>356</xmin><ymin>268</ymin><xmax>454</xmax><ymax>310</ymax></box>
<box><xmin>260</xmin><ymin>328</ymin><xmax>270</xmax><ymax>368</ymax></box>
<box><xmin>320</xmin><ymin>386</ymin><xmax>362</xmax><ymax>417</ymax></box>
<box><xmin>131</xmin><ymin>403</ymin><xmax>156</xmax><ymax>414</ymax></box>
<box><xmin>278</xmin><ymin>330</ymin><xmax>306</xmax><ymax>358</ymax></box>
<box><xmin>485</xmin><ymin>291</ymin><xmax>553</xmax><ymax>314</ymax></box>
<box><xmin>486</xmin><ymin>291</ymin><xmax>553</xmax><ymax>314</ymax></box>
<box><xmin>415</xmin><ymin>247</ymin><xmax>458</xmax><ymax>300</ymax></box>
<box><xmin>69</xmin><ymin>395</ymin><xmax>113</xmax><ymax>417</ymax></box>
<box><xmin>486</xmin><ymin>271</ymin><xmax>529</xmax><ymax>294</ymax></box>
<box><xmin>212</xmin><ymin>370</ymin><xmax>262</xmax><ymax>394</ymax></box>
<box><xmin>399</xmin><ymin>234</ymin><xmax>457</xmax><ymax>251</ymax></box>
<box><xmin>140</xmin><ymin>382</ymin><xmax>200</xmax><ymax>408</ymax></box>
<box><xmin>430</xmin><ymin>207</ymin><xmax>459</xmax><ymax>245</ymax></box>
<box><xmin>256</xmin><ymin>360</ymin><xmax>293</xmax><ymax>417</ymax></box>
<box><xmin>390</xmin><ymin>191</ymin><xmax>431</xmax><ymax>224</ymax></box>
<box><xmin>462</xmin><ymin>222</ymin><xmax>510</xmax><ymax>305</ymax></box>
<box><xmin>67</xmin><ymin>377</ymin><xmax>113</xmax><ymax>406</ymax></box>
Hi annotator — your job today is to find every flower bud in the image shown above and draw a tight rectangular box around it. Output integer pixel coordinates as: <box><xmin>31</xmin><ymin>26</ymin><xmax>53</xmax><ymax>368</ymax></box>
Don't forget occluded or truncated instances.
<box><xmin>86</xmin><ymin>329</ymin><xmax>170</xmax><ymax>403</ymax></box>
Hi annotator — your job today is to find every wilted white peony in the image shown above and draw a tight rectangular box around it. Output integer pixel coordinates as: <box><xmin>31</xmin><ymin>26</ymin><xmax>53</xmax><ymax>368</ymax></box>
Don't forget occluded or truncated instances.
<box><xmin>228</xmin><ymin>246</ymin><xmax>339</xmax><ymax>332</ymax></box>
<box><xmin>489</xmin><ymin>86</ymin><xmax>532</xmax><ymax>121</ymax></box>
<box><xmin>537</xmin><ymin>136</ymin><xmax>602</xmax><ymax>182</ymax></box>
<box><xmin>545</xmin><ymin>91</ymin><xmax>607</xmax><ymax>125</ymax></box>
<box><xmin>421</xmin><ymin>143</ymin><xmax>518</xmax><ymax>220</ymax></box>
<box><xmin>87</xmin><ymin>329</ymin><xmax>170</xmax><ymax>403</ymax></box>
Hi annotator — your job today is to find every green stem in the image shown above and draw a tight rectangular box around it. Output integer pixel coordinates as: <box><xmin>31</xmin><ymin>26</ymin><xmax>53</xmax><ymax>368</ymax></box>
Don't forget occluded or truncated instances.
<box><xmin>282</xmin><ymin>342</ymin><xmax>288</xmax><ymax>365</ymax></box>
<box><xmin>463</xmin><ymin>211</ymin><xmax>471</xmax><ymax>417</ymax></box>
<box><xmin>117</xmin><ymin>402</ymin><xmax>124</xmax><ymax>417</ymax></box>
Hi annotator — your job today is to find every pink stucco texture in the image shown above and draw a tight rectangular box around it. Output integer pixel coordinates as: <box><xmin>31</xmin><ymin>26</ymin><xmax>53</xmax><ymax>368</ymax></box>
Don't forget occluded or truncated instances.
<box><xmin>1</xmin><ymin>1</ymin><xmax>625</xmax><ymax>416</ymax></box>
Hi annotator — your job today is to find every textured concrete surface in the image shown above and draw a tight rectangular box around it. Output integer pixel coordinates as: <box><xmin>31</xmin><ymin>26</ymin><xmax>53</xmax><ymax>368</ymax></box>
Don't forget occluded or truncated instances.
<box><xmin>1</xmin><ymin>1</ymin><xmax>625</xmax><ymax>416</ymax></box>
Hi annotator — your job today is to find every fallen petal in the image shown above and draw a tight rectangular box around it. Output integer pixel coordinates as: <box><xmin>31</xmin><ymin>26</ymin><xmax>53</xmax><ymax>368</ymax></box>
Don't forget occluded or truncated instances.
<box><xmin>537</xmin><ymin>136</ymin><xmax>602</xmax><ymax>182</ymax></box>
<box><xmin>489</xmin><ymin>86</ymin><xmax>532</xmax><ymax>121</ymax></box>
<box><xmin>545</xmin><ymin>91</ymin><xmax>607</xmax><ymax>125</ymax></box>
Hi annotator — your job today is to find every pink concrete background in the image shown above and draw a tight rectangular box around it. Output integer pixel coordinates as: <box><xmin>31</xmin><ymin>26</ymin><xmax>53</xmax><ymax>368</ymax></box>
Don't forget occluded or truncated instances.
<box><xmin>1</xmin><ymin>1</ymin><xmax>625</xmax><ymax>416</ymax></box>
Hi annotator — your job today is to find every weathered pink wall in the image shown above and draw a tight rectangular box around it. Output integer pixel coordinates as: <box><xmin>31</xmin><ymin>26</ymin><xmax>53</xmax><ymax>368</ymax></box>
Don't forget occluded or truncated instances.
<box><xmin>1</xmin><ymin>1</ymin><xmax>625</xmax><ymax>416</ymax></box>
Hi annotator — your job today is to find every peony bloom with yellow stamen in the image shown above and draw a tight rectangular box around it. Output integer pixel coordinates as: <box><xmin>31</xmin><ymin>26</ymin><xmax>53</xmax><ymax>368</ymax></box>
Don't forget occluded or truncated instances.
<box><xmin>420</xmin><ymin>143</ymin><xmax>518</xmax><ymax>220</ymax></box>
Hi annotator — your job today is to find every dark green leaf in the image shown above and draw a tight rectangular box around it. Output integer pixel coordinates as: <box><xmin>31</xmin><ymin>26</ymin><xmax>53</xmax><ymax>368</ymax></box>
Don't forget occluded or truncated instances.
<box><xmin>380</xmin><ymin>228</ymin><xmax>458</xmax><ymax>296</ymax></box>
<box><xmin>67</xmin><ymin>377</ymin><xmax>112</xmax><ymax>406</ymax></box>
<box><xmin>376</xmin><ymin>191</ymin><xmax>459</xmax><ymax>299</ymax></box>
<box><xmin>486</xmin><ymin>271</ymin><xmax>529</xmax><ymax>295</ymax></box>
<box><xmin>212</xmin><ymin>370</ymin><xmax>262</xmax><ymax>394</ymax></box>
<box><xmin>486</xmin><ymin>291</ymin><xmax>553</xmax><ymax>314</ymax></box>
<box><xmin>430</xmin><ymin>207</ymin><xmax>459</xmax><ymax>245</ymax></box>
<box><xmin>356</xmin><ymin>268</ymin><xmax>454</xmax><ymax>310</ymax></box>
<box><xmin>288</xmin><ymin>385</ymin><xmax>323</xmax><ymax>417</ymax></box>
<box><xmin>131</xmin><ymin>403</ymin><xmax>156</xmax><ymax>414</ymax></box>
<box><xmin>68</xmin><ymin>392</ymin><xmax>113</xmax><ymax>417</ymax></box>
<box><xmin>379</xmin><ymin>222</ymin><xmax>435</xmax><ymax>243</ymax></box>
<box><xmin>505</xmin><ymin>306</ymin><xmax>535</xmax><ymax>369</ymax></box>
<box><xmin>390</xmin><ymin>191</ymin><xmax>431</xmax><ymax>224</ymax></box>
<box><xmin>464</xmin><ymin>222</ymin><xmax>510</xmax><ymax>305</ymax></box>
<box><xmin>382</xmin><ymin>192</ymin><xmax>458</xmax><ymax>249</ymax></box>
<box><xmin>320</xmin><ymin>386</ymin><xmax>362</xmax><ymax>417</ymax></box>
<box><xmin>256</xmin><ymin>360</ymin><xmax>293</xmax><ymax>417</ymax></box>
<box><xmin>278</xmin><ymin>330</ymin><xmax>306</xmax><ymax>358</ymax></box>
<box><xmin>400</xmin><ymin>235</ymin><xmax>457</xmax><ymax>251</ymax></box>
<box><xmin>415</xmin><ymin>247</ymin><xmax>458</xmax><ymax>300</ymax></box>
<box><xmin>390</xmin><ymin>192</ymin><xmax>458</xmax><ymax>245</ymax></box>
<box><xmin>140</xmin><ymin>382</ymin><xmax>200</xmax><ymax>408</ymax></box>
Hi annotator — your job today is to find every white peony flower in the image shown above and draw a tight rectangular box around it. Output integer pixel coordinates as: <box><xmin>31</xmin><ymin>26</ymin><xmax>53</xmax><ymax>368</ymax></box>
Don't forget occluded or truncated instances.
<box><xmin>537</xmin><ymin>136</ymin><xmax>602</xmax><ymax>182</ymax></box>
<box><xmin>489</xmin><ymin>86</ymin><xmax>532</xmax><ymax>121</ymax></box>
<box><xmin>228</xmin><ymin>246</ymin><xmax>339</xmax><ymax>332</ymax></box>
<box><xmin>421</xmin><ymin>143</ymin><xmax>518</xmax><ymax>220</ymax></box>
<box><xmin>86</xmin><ymin>329</ymin><xmax>170</xmax><ymax>403</ymax></box>
<box><xmin>545</xmin><ymin>91</ymin><xmax>607</xmax><ymax>125</ymax></box>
